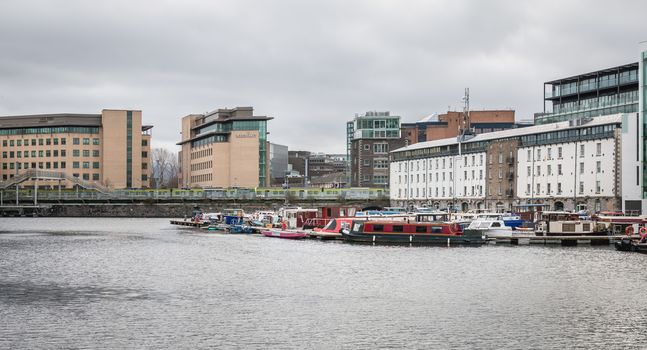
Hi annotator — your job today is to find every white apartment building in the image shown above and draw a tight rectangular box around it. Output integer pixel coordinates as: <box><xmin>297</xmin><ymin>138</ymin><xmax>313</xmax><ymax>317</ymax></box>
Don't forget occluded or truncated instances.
<box><xmin>390</xmin><ymin>113</ymin><xmax>642</xmax><ymax>213</ymax></box>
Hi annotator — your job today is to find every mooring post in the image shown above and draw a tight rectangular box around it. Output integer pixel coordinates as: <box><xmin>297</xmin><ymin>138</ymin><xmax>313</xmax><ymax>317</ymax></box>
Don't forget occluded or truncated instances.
<box><xmin>58</xmin><ymin>180</ymin><xmax>61</xmax><ymax>200</ymax></box>
<box><xmin>15</xmin><ymin>184</ymin><xmax>18</xmax><ymax>205</ymax></box>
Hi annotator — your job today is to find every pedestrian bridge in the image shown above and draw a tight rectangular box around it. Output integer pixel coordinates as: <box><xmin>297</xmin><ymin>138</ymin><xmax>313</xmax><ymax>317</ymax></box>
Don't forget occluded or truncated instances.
<box><xmin>0</xmin><ymin>170</ymin><xmax>110</xmax><ymax>193</ymax></box>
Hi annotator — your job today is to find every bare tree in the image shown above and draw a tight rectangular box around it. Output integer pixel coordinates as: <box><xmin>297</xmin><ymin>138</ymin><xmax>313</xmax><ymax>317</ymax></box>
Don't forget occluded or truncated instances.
<box><xmin>152</xmin><ymin>148</ymin><xmax>180</xmax><ymax>188</ymax></box>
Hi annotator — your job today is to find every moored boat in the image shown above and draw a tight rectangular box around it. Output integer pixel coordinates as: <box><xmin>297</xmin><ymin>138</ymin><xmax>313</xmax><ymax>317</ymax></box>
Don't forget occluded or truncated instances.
<box><xmin>341</xmin><ymin>220</ymin><xmax>485</xmax><ymax>245</ymax></box>
<box><xmin>261</xmin><ymin>229</ymin><xmax>307</xmax><ymax>239</ymax></box>
<box><xmin>465</xmin><ymin>219</ymin><xmax>513</xmax><ymax>238</ymax></box>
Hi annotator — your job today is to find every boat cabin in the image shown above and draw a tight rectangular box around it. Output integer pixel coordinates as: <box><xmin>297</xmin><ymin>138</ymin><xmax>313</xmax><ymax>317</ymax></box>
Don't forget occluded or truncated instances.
<box><xmin>356</xmin><ymin>221</ymin><xmax>462</xmax><ymax>235</ymax></box>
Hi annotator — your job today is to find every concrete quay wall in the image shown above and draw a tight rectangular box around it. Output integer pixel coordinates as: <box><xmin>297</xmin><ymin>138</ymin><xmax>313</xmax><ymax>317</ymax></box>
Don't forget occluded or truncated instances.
<box><xmin>25</xmin><ymin>199</ymin><xmax>389</xmax><ymax>217</ymax></box>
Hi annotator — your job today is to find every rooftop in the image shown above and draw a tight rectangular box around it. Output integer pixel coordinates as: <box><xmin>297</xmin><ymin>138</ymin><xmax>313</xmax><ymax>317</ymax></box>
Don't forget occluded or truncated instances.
<box><xmin>392</xmin><ymin>114</ymin><xmax>623</xmax><ymax>154</ymax></box>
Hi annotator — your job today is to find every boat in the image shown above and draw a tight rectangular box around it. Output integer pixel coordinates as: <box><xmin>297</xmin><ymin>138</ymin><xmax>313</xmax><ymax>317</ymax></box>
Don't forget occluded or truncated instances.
<box><xmin>340</xmin><ymin>220</ymin><xmax>485</xmax><ymax>245</ymax></box>
<box><xmin>261</xmin><ymin>229</ymin><xmax>307</xmax><ymax>239</ymax></box>
<box><xmin>534</xmin><ymin>211</ymin><xmax>606</xmax><ymax>236</ymax></box>
<box><xmin>229</xmin><ymin>225</ymin><xmax>254</xmax><ymax>234</ymax></box>
<box><xmin>465</xmin><ymin>219</ymin><xmax>513</xmax><ymax>238</ymax></box>
<box><xmin>615</xmin><ymin>237</ymin><xmax>647</xmax><ymax>253</ymax></box>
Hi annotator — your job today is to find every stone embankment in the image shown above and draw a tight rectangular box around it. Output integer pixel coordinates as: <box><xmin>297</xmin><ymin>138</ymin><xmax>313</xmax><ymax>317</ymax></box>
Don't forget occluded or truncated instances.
<box><xmin>2</xmin><ymin>199</ymin><xmax>389</xmax><ymax>217</ymax></box>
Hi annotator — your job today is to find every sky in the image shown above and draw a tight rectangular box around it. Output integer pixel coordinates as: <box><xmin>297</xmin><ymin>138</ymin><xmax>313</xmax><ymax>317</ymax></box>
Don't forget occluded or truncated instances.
<box><xmin>0</xmin><ymin>0</ymin><xmax>645</xmax><ymax>154</ymax></box>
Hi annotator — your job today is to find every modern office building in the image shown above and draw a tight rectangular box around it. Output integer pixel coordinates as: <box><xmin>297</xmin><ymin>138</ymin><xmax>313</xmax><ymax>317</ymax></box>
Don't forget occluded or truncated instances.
<box><xmin>390</xmin><ymin>113</ymin><xmax>641</xmax><ymax>213</ymax></box>
<box><xmin>401</xmin><ymin>110</ymin><xmax>531</xmax><ymax>145</ymax></box>
<box><xmin>178</xmin><ymin>107</ymin><xmax>272</xmax><ymax>188</ymax></box>
<box><xmin>540</xmin><ymin>62</ymin><xmax>639</xmax><ymax>125</ymax></box>
<box><xmin>347</xmin><ymin>111</ymin><xmax>405</xmax><ymax>187</ymax></box>
<box><xmin>0</xmin><ymin>109</ymin><xmax>152</xmax><ymax>189</ymax></box>
<box><xmin>269</xmin><ymin>143</ymin><xmax>289</xmax><ymax>186</ymax></box>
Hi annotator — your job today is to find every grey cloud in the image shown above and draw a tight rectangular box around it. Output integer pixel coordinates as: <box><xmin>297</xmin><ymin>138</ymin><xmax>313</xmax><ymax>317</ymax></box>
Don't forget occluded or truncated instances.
<box><xmin>0</xmin><ymin>0</ymin><xmax>645</xmax><ymax>154</ymax></box>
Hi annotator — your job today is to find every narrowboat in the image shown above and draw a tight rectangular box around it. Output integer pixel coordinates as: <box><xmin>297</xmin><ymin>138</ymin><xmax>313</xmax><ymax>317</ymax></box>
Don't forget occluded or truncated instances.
<box><xmin>341</xmin><ymin>220</ymin><xmax>486</xmax><ymax>245</ymax></box>
<box><xmin>615</xmin><ymin>237</ymin><xmax>647</xmax><ymax>253</ymax></box>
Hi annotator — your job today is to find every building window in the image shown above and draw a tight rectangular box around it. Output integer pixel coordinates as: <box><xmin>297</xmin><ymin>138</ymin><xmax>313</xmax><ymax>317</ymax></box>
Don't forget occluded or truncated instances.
<box><xmin>142</xmin><ymin>151</ymin><xmax>148</xmax><ymax>158</ymax></box>
<box><xmin>596</xmin><ymin>143</ymin><xmax>602</xmax><ymax>156</ymax></box>
<box><xmin>92</xmin><ymin>162</ymin><xmax>100</xmax><ymax>169</ymax></box>
<box><xmin>595</xmin><ymin>181</ymin><xmax>601</xmax><ymax>194</ymax></box>
<box><xmin>536</xmin><ymin>149</ymin><xmax>542</xmax><ymax>161</ymax></box>
<box><xmin>373</xmin><ymin>144</ymin><xmax>388</xmax><ymax>154</ymax></box>
<box><xmin>579</xmin><ymin>162</ymin><xmax>584</xmax><ymax>174</ymax></box>
<box><xmin>547</xmin><ymin>148</ymin><xmax>552</xmax><ymax>159</ymax></box>
<box><xmin>363</xmin><ymin>159</ymin><xmax>371</xmax><ymax>166</ymax></box>
<box><xmin>547</xmin><ymin>165</ymin><xmax>552</xmax><ymax>176</ymax></box>
<box><xmin>579</xmin><ymin>144</ymin><xmax>585</xmax><ymax>157</ymax></box>
<box><xmin>547</xmin><ymin>183</ymin><xmax>551</xmax><ymax>194</ymax></box>
<box><xmin>579</xmin><ymin>181</ymin><xmax>584</xmax><ymax>194</ymax></box>
<box><xmin>83</xmin><ymin>150</ymin><xmax>90</xmax><ymax>157</ymax></box>
<box><xmin>557</xmin><ymin>182</ymin><xmax>562</xmax><ymax>194</ymax></box>
<box><xmin>536</xmin><ymin>166</ymin><xmax>541</xmax><ymax>176</ymax></box>
<box><xmin>73</xmin><ymin>162</ymin><xmax>79</xmax><ymax>169</ymax></box>
<box><xmin>83</xmin><ymin>138</ymin><xmax>90</xmax><ymax>145</ymax></box>
<box><xmin>93</xmin><ymin>138</ymin><xmax>100</xmax><ymax>145</ymax></box>
<box><xmin>61</xmin><ymin>138</ymin><xmax>66</xmax><ymax>145</ymax></box>
<box><xmin>527</xmin><ymin>150</ymin><xmax>531</xmax><ymax>161</ymax></box>
<box><xmin>93</xmin><ymin>174</ymin><xmax>100</xmax><ymax>181</ymax></box>
<box><xmin>558</xmin><ymin>147</ymin><xmax>562</xmax><ymax>159</ymax></box>
<box><xmin>73</xmin><ymin>150</ymin><xmax>80</xmax><ymax>157</ymax></box>
<box><xmin>61</xmin><ymin>161</ymin><xmax>66</xmax><ymax>169</ymax></box>
<box><xmin>536</xmin><ymin>183</ymin><xmax>540</xmax><ymax>194</ymax></box>
<box><xmin>596</xmin><ymin>161</ymin><xmax>601</xmax><ymax>173</ymax></box>
<box><xmin>73</xmin><ymin>138</ymin><xmax>80</xmax><ymax>145</ymax></box>
<box><xmin>558</xmin><ymin>164</ymin><xmax>562</xmax><ymax>175</ymax></box>
<box><xmin>83</xmin><ymin>173</ymin><xmax>90</xmax><ymax>180</ymax></box>
<box><xmin>93</xmin><ymin>150</ymin><xmax>100</xmax><ymax>157</ymax></box>
<box><xmin>363</xmin><ymin>144</ymin><xmax>370</xmax><ymax>151</ymax></box>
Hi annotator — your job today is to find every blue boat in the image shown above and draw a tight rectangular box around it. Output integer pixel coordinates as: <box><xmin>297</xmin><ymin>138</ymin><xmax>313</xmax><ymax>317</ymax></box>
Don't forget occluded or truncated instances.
<box><xmin>229</xmin><ymin>225</ymin><xmax>254</xmax><ymax>234</ymax></box>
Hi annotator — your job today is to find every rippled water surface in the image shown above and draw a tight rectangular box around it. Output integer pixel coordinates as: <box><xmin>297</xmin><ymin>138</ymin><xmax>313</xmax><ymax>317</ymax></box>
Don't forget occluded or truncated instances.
<box><xmin>1</xmin><ymin>217</ymin><xmax>646</xmax><ymax>349</ymax></box>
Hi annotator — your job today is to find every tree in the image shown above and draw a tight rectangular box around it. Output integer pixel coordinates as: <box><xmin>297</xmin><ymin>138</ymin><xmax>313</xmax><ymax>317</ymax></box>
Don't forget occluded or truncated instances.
<box><xmin>152</xmin><ymin>148</ymin><xmax>180</xmax><ymax>188</ymax></box>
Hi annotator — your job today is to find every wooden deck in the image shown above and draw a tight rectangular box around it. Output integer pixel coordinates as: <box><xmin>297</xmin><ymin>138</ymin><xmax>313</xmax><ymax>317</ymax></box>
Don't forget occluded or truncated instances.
<box><xmin>170</xmin><ymin>219</ymin><xmax>204</xmax><ymax>227</ymax></box>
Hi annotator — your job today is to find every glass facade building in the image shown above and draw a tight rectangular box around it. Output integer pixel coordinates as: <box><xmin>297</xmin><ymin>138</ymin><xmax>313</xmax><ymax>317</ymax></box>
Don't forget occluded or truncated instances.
<box><xmin>541</xmin><ymin>63</ymin><xmax>639</xmax><ymax>125</ymax></box>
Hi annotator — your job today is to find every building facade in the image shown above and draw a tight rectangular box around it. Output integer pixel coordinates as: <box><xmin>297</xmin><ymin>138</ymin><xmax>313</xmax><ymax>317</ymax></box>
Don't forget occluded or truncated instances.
<box><xmin>390</xmin><ymin>114</ymin><xmax>641</xmax><ymax>213</ymax></box>
<box><xmin>178</xmin><ymin>107</ymin><xmax>271</xmax><ymax>189</ymax></box>
<box><xmin>269</xmin><ymin>143</ymin><xmax>289</xmax><ymax>186</ymax></box>
<box><xmin>401</xmin><ymin>110</ymin><xmax>528</xmax><ymax>145</ymax></box>
<box><xmin>0</xmin><ymin>109</ymin><xmax>152</xmax><ymax>189</ymax></box>
<box><xmin>348</xmin><ymin>111</ymin><xmax>405</xmax><ymax>187</ymax></box>
<box><xmin>541</xmin><ymin>62</ymin><xmax>639</xmax><ymax>125</ymax></box>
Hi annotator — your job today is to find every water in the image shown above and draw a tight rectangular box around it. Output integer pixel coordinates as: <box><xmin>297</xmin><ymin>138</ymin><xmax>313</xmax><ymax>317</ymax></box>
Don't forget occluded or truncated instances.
<box><xmin>1</xmin><ymin>218</ymin><xmax>646</xmax><ymax>349</ymax></box>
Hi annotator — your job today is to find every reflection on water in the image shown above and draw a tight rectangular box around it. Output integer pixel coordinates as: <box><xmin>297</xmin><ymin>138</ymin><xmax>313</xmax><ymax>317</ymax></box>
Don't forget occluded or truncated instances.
<box><xmin>1</xmin><ymin>217</ymin><xmax>646</xmax><ymax>349</ymax></box>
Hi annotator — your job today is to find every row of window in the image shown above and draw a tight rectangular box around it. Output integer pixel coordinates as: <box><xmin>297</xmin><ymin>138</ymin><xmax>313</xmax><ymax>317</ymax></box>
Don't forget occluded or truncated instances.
<box><xmin>1</xmin><ymin>137</ymin><xmax>100</xmax><ymax>147</ymax></box>
<box><xmin>398</xmin><ymin>185</ymin><xmax>486</xmax><ymax>198</ymax></box>
<box><xmin>191</xmin><ymin>161</ymin><xmax>212</xmax><ymax>172</ymax></box>
<box><xmin>1</xmin><ymin>161</ymin><xmax>100</xmax><ymax>170</ymax></box>
<box><xmin>0</xmin><ymin>127</ymin><xmax>100</xmax><ymax>136</ymax></box>
<box><xmin>361</xmin><ymin>158</ymin><xmax>388</xmax><ymax>169</ymax></box>
<box><xmin>191</xmin><ymin>173</ymin><xmax>213</xmax><ymax>183</ymax></box>
<box><xmin>2</xmin><ymin>149</ymin><xmax>101</xmax><ymax>158</ymax></box>
<box><xmin>525</xmin><ymin>181</ymin><xmax>604</xmax><ymax>196</ymax></box>
<box><xmin>191</xmin><ymin>147</ymin><xmax>213</xmax><ymax>160</ymax></box>
<box><xmin>526</xmin><ymin>143</ymin><xmax>603</xmax><ymax>162</ymax></box>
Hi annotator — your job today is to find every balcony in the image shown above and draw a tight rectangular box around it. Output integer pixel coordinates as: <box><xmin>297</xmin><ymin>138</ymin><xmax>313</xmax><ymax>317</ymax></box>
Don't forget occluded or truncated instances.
<box><xmin>507</xmin><ymin>172</ymin><xmax>515</xmax><ymax>180</ymax></box>
<box><xmin>506</xmin><ymin>156</ymin><xmax>515</xmax><ymax>164</ymax></box>
<box><xmin>505</xmin><ymin>189</ymin><xmax>514</xmax><ymax>197</ymax></box>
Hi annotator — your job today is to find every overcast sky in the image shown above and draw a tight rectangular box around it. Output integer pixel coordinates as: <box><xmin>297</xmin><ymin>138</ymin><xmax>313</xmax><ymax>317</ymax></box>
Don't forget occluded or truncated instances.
<box><xmin>0</xmin><ymin>0</ymin><xmax>645</xmax><ymax>153</ymax></box>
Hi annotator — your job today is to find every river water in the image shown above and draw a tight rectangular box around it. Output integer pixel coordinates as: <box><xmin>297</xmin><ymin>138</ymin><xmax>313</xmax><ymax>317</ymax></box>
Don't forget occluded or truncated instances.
<box><xmin>0</xmin><ymin>217</ymin><xmax>646</xmax><ymax>349</ymax></box>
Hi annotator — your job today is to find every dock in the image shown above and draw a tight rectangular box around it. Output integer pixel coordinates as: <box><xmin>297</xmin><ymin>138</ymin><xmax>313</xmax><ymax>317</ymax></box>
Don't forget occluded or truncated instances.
<box><xmin>170</xmin><ymin>219</ymin><xmax>205</xmax><ymax>227</ymax></box>
<box><xmin>490</xmin><ymin>235</ymin><xmax>626</xmax><ymax>246</ymax></box>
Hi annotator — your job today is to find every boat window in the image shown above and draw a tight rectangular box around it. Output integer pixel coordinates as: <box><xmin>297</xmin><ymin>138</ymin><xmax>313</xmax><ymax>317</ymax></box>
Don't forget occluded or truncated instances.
<box><xmin>393</xmin><ymin>225</ymin><xmax>404</xmax><ymax>232</ymax></box>
<box><xmin>415</xmin><ymin>226</ymin><xmax>427</xmax><ymax>233</ymax></box>
<box><xmin>324</xmin><ymin>219</ymin><xmax>336</xmax><ymax>230</ymax></box>
<box><xmin>372</xmin><ymin>224</ymin><xmax>384</xmax><ymax>232</ymax></box>
<box><xmin>582</xmin><ymin>223</ymin><xmax>590</xmax><ymax>231</ymax></box>
<box><xmin>431</xmin><ymin>226</ymin><xmax>443</xmax><ymax>233</ymax></box>
<box><xmin>491</xmin><ymin>222</ymin><xmax>501</xmax><ymax>227</ymax></box>
<box><xmin>562</xmin><ymin>223</ymin><xmax>576</xmax><ymax>232</ymax></box>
